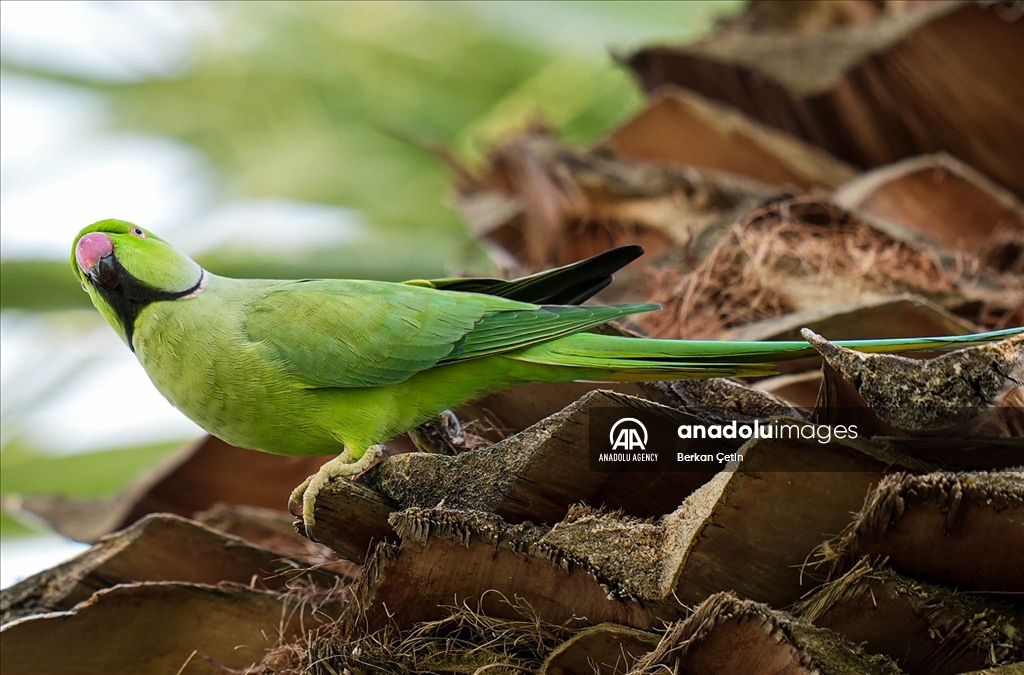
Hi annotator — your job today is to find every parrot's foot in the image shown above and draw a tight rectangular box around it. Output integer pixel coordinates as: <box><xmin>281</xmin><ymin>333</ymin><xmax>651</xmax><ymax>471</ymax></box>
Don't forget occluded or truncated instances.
<box><xmin>288</xmin><ymin>444</ymin><xmax>385</xmax><ymax>541</ymax></box>
<box><xmin>408</xmin><ymin>410</ymin><xmax>464</xmax><ymax>454</ymax></box>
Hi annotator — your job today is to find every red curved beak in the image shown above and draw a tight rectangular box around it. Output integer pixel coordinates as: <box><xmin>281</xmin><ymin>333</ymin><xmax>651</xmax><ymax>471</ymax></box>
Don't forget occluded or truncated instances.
<box><xmin>76</xmin><ymin>232</ymin><xmax>114</xmax><ymax>274</ymax></box>
<box><xmin>76</xmin><ymin>232</ymin><xmax>119</xmax><ymax>290</ymax></box>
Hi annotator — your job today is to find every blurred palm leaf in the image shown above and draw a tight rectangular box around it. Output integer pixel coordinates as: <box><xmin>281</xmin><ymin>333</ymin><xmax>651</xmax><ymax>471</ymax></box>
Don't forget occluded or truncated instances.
<box><xmin>2</xmin><ymin>3</ymin><xmax>742</xmax><ymax>296</ymax></box>
<box><xmin>0</xmin><ymin>439</ymin><xmax>181</xmax><ymax>537</ymax></box>
<box><xmin>1</xmin><ymin>262</ymin><xmax>91</xmax><ymax>312</ymax></box>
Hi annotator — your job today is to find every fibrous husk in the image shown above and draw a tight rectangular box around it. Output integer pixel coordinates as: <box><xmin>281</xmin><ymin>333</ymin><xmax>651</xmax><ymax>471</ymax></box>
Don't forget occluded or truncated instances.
<box><xmin>817</xmin><ymin>471</ymin><xmax>1024</xmax><ymax>593</ymax></box>
<box><xmin>291</xmin><ymin>471</ymin><xmax>400</xmax><ymax>566</ymax></box>
<box><xmin>834</xmin><ymin>153</ymin><xmax>1024</xmax><ymax>267</ymax></box>
<box><xmin>539</xmin><ymin>623</ymin><xmax>660</xmax><ymax>675</ymax></box>
<box><xmin>0</xmin><ymin>581</ymin><xmax>322</xmax><ymax>675</ymax></box>
<box><xmin>635</xmin><ymin>197</ymin><xmax>1021</xmax><ymax>337</ymax></box>
<box><xmin>806</xmin><ymin>329</ymin><xmax>1024</xmax><ymax>437</ymax></box>
<box><xmin>310</xmin><ymin>391</ymin><xmax>733</xmax><ymax>556</ymax></box>
<box><xmin>796</xmin><ymin>557</ymin><xmax>1024</xmax><ymax>674</ymax></box>
<box><xmin>799</xmin><ymin>331</ymin><xmax>1024</xmax><ymax>468</ymax></box>
<box><xmin>658</xmin><ymin>432</ymin><xmax>930</xmax><ymax>608</ymax></box>
<box><xmin>0</xmin><ymin>513</ymin><xmax>342</xmax><ymax>625</ymax></box>
<box><xmin>194</xmin><ymin>503</ymin><xmax>357</xmax><ymax>577</ymax></box>
<box><xmin>834</xmin><ymin>154</ymin><xmax>1024</xmax><ymax>325</ymax></box>
<box><xmin>626</xmin><ymin>1</ymin><xmax>1024</xmax><ymax>198</ymax></box>
<box><xmin>599</xmin><ymin>87</ymin><xmax>857</xmax><ymax>191</ymax></box>
<box><xmin>350</xmin><ymin>434</ymin><xmax>929</xmax><ymax>634</ymax></box>
<box><xmin>629</xmin><ymin>591</ymin><xmax>902</xmax><ymax>675</ymax></box>
<box><xmin>453</xmin><ymin>125</ymin><xmax>777</xmax><ymax>268</ymax></box>
<box><xmin>264</xmin><ymin>588</ymin><xmax>578</xmax><ymax>675</ymax></box>
<box><xmin>635</xmin><ymin>197</ymin><xmax>953</xmax><ymax>338</ymax></box>
<box><xmin>358</xmin><ymin>507</ymin><xmax>680</xmax><ymax>632</ymax></box>
<box><xmin>639</xmin><ymin>376</ymin><xmax>802</xmax><ymax>423</ymax></box>
<box><xmin>452</xmin><ymin>379</ymin><xmax>642</xmax><ymax>445</ymax></box>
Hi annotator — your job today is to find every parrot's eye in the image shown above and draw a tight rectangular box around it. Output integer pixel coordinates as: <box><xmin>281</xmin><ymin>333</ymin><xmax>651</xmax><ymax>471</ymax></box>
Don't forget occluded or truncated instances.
<box><xmin>130</xmin><ymin>227</ymin><xmax>146</xmax><ymax>239</ymax></box>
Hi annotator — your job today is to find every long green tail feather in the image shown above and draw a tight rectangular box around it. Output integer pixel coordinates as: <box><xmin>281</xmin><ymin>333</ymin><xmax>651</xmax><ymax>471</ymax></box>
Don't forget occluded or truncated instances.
<box><xmin>512</xmin><ymin>326</ymin><xmax>1023</xmax><ymax>379</ymax></box>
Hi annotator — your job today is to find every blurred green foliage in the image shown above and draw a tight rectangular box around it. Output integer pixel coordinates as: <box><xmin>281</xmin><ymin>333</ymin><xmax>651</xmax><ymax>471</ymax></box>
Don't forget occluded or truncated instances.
<box><xmin>0</xmin><ymin>440</ymin><xmax>180</xmax><ymax>537</ymax></box>
<box><xmin>1</xmin><ymin>2</ymin><xmax>742</xmax><ymax>304</ymax></box>
<box><xmin>1</xmin><ymin>261</ymin><xmax>91</xmax><ymax>311</ymax></box>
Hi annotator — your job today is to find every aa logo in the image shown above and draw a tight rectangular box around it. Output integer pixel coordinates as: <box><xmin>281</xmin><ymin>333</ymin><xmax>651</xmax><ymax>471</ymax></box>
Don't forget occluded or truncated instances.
<box><xmin>609</xmin><ymin>417</ymin><xmax>648</xmax><ymax>451</ymax></box>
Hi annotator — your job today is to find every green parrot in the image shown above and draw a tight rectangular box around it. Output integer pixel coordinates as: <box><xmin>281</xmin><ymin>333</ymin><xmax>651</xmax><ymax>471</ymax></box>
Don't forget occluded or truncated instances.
<box><xmin>72</xmin><ymin>219</ymin><xmax>1022</xmax><ymax>537</ymax></box>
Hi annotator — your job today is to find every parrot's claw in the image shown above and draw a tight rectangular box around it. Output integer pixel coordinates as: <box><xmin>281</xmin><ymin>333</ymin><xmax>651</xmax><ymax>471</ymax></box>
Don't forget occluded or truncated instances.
<box><xmin>288</xmin><ymin>445</ymin><xmax>385</xmax><ymax>541</ymax></box>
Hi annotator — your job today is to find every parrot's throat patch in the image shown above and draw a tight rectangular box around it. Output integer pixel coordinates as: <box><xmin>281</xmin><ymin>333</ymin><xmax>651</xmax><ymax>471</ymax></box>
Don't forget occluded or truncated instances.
<box><xmin>91</xmin><ymin>257</ymin><xmax>205</xmax><ymax>351</ymax></box>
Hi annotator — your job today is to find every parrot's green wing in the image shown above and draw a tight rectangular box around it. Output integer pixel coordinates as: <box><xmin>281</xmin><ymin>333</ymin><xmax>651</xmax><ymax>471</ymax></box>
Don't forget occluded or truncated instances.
<box><xmin>405</xmin><ymin>246</ymin><xmax>643</xmax><ymax>305</ymax></box>
<box><xmin>444</xmin><ymin>302</ymin><xmax>656</xmax><ymax>362</ymax></box>
<box><xmin>245</xmin><ymin>279</ymin><xmax>656</xmax><ymax>389</ymax></box>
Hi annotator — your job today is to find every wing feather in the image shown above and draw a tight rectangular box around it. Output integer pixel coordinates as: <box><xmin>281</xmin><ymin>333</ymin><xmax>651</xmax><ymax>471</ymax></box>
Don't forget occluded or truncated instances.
<box><xmin>244</xmin><ymin>279</ymin><xmax>658</xmax><ymax>389</ymax></box>
<box><xmin>245</xmin><ymin>280</ymin><xmax>496</xmax><ymax>388</ymax></box>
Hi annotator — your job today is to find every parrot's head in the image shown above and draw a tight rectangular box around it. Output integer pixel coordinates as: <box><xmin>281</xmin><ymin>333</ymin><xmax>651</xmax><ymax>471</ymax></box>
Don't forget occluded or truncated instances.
<box><xmin>72</xmin><ymin>219</ymin><xmax>205</xmax><ymax>349</ymax></box>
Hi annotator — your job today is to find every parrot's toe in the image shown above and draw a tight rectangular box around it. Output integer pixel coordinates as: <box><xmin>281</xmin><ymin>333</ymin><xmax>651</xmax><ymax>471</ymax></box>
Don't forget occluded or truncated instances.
<box><xmin>287</xmin><ymin>476</ymin><xmax>313</xmax><ymax>519</ymax></box>
<box><xmin>290</xmin><ymin>445</ymin><xmax>386</xmax><ymax>541</ymax></box>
